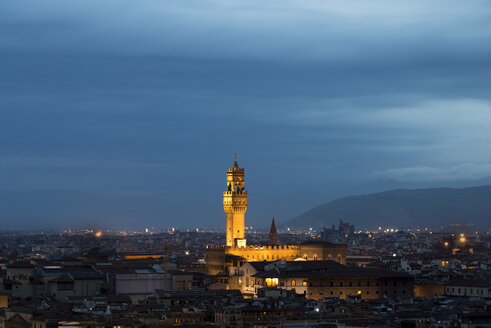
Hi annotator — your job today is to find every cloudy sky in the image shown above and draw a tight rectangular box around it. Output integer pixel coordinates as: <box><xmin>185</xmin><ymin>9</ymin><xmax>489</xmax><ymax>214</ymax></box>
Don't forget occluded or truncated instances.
<box><xmin>1</xmin><ymin>0</ymin><xmax>490</xmax><ymax>228</ymax></box>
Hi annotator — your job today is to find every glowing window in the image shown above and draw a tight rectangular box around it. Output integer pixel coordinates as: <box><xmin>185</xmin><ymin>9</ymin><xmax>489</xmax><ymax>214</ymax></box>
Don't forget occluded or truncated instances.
<box><xmin>291</xmin><ymin>280</ymin><xmax>296</xmax><ymax>287</ymax></box>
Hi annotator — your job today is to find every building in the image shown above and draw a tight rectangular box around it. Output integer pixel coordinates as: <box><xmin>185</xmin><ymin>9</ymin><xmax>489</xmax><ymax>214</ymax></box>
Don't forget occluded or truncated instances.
<box><xmin>321</xmin><ymin>219</ymin><xmax>355</xmax><ymax>243</ymax></box>
<box><xmin>413</xmin><ymin>282</ymin><xmax>445</xmax><ymax>298</ymax></box>
<box><xmin>247</xmin><ymin>260</ymin><xmax>414</xmax><ymax>301</ymax></box>
<box><xmin>445</xmin><ymin>279</ymin><xmax>489</xmax><ymax>298</ymax></box>
<box><xmin>206</xmin><ymin>157</ymin><xmax>347</xmax><ymax>275</ymax></box>
<box><xmin>224</xmin><ymin>154</ymin><xmax>247</xmax><ymax>248</ymax></box>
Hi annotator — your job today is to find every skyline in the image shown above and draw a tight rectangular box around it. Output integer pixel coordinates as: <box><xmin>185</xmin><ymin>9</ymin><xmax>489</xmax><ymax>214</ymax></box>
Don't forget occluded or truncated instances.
<box><xmin>1</xmin><ymin>1</ymin><xmax>491</xmax><ymax>228</ymax></box>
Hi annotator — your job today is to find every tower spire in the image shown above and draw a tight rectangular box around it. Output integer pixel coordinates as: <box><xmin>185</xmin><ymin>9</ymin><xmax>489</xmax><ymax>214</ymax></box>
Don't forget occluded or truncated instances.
<box><xmin>269</xmin><ymin>218</ymin><xmax>277</xmax><ymax>246</ymax></box>
<box><xmin>233</xmin><ymin>152</ymin><xmax>239</xmax><ymax>169</ymax></box>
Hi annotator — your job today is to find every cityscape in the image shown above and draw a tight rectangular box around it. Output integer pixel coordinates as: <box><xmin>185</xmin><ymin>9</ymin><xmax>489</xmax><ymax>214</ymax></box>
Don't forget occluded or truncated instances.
<box><xmin>0</xmin><ymin>159</ymin><xmax>488</xmax><ymax>327</ymax></box>
<box><xmin>1</xmin><ymin>0</ymin><xmax>491</xmax><ymax>327</ymax></box>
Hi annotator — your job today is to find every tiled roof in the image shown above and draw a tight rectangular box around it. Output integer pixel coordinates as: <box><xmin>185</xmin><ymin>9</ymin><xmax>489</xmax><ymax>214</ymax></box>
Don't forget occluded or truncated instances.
<box><xmin>7</xmin><ymin>261</ymin><xmax>34</xmax><ymax>269</ymax></box>
<box><xmin>49</xmin><ymin>275</ymin><xmax>74</xmax><ymax>283</ymax></box>
<box><xmin>448</xmin><ymin>279</ymin><xmax>490</xmax><ymax>287</ymax></box>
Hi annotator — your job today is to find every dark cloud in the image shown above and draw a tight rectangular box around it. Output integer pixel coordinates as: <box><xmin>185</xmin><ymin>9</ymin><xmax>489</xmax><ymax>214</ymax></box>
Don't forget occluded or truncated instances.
<box><xmin>0</xmin><ymin>0</ymin><xmax>490</xmax><ymax>228</ymax></box>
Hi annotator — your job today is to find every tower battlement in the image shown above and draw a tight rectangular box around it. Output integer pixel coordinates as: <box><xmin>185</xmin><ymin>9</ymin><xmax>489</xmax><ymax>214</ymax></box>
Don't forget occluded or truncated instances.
<box><xmin>227</xmin><ymin>168</ymin><xmax>244</xmax><ymax>173</ymax></box>
<box><xmin>223</xmin><ymin>191</ymin><xmax>248</xmax><ymax>195</ymax></box>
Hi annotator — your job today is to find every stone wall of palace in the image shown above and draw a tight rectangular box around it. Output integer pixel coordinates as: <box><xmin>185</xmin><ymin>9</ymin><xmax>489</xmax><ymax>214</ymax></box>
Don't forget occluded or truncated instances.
<box><xmin>227</xmin><ymin>244</ymin><xmax>301</xmax><ymax>262</ymax></box>
<box><xmin>205</xmin><ymin>243</ymin><xmax>347</xmax><ymax>275</ymax></box>
<box><xmin>225</xmin><ymin>243</ymin><xmax>347</xmax><ymax>264</ymax></box>
<box><xmin>205</xmin><ymin>246</ymin><xmax>227</xmax><ymax>275</ymax></box>
<box><xmin>297</xmin><ymin>243</ymin><xmax>347</xmax><ymax>264</ymax></box>
<box><xmin>413</xmin><ymin>284</ymin><xmax>445</xmax><ymax>297</ymax></box>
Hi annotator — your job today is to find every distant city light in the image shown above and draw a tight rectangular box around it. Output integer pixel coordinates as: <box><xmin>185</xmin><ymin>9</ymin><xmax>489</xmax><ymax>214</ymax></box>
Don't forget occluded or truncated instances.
<box><xmin>95</xmin><ymin>231</ymin><xmax>102</xmax><ymax>238</ymax></box>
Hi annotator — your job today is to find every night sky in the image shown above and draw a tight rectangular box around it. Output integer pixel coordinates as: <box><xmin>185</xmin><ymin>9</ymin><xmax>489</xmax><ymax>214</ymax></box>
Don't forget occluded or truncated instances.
<box><xmin>1</xmin><ymin>1</ymin><xmax>491</xmax><ymax>229</ymax></box>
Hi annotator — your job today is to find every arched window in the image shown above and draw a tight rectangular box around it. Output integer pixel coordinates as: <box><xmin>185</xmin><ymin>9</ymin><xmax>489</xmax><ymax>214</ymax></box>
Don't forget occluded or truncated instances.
<box><xmin>265</xmin><ymin>278</ymin><xmax>278</xmax><ymax>287</ymax></box>
<box><xmin>291</xmin><ymin>280</ymin><xmax>296</xmax><ymax>287</ymax></box>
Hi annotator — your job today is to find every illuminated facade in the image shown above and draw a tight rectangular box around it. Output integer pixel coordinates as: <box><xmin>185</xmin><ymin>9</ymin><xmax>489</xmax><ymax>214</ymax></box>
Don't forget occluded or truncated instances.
<box><xmin>224</xmin><ymin>155</ymin><xmax>247</xmax><ymax>247</ymax></box>
<box><xmin>253</xmin><ymin>268</ymin><xmax>414</xmax><ymax>300</ymax></box>
<box><xmin>206</xmin><ymin>157</ymin><xmax>347</xmax><ymax>275</ymax></box>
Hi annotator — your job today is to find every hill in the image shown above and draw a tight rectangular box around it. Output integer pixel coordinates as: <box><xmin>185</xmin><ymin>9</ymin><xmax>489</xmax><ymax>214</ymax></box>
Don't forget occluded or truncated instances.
<box><xmin>284</xmin><ymin>185</ymin><xmax>491</xmax><ymax>229</ymax></box>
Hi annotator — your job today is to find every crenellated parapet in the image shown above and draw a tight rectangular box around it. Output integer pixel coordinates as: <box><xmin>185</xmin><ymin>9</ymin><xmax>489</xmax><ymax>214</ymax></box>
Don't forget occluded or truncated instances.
<box><xmin>229</xmin><ymin>244</ymin><xmax>300</xmax><ymax>250</ymax></box>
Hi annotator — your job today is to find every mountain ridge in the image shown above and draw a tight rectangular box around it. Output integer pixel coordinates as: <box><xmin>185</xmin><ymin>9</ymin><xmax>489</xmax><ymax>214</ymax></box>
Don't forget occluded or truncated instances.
<box><xmin>283</xmin><ymin>185</ymin><xmax>491</xmax><ymax>230</ymax></box>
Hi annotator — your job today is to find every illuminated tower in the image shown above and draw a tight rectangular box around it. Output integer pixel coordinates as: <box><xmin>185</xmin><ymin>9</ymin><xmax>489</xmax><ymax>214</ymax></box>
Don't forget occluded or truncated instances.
<box><xmin>223</xmin><ymin>154</ymin><xmax>248</xmax><ymax>247</ymax></box>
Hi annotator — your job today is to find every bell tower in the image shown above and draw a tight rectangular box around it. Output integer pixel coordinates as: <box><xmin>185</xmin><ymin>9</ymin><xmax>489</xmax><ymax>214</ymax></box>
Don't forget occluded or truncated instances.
<box><xmin>223</xmin><ymin>154</ymin><xmax>248</xmax><ymax>247</ymax></box>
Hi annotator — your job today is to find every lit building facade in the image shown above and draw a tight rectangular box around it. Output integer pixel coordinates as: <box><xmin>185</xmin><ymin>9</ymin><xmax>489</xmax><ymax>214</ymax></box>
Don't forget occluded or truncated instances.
<box><xmin>206</xmin><ymin>157</ymin><xmax>347</xmax><ymax>275</ymax></box>
<box><xmin>252</xmin><ymin>267</ymin><xmax>414</xmax><ymax>301</ymax></box>
<box><xmin>238</xmin><ymin>261</ymin><xmax>414</xmax><ymax>300</ymax></box>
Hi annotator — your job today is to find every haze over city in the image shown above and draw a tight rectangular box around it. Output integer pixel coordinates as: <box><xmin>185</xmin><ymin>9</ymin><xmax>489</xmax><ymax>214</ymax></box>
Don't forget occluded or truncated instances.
<box><xmin>1</xmin><ymin>0</ymin><xmax>491</xmax><ymax>229</ymax></box>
